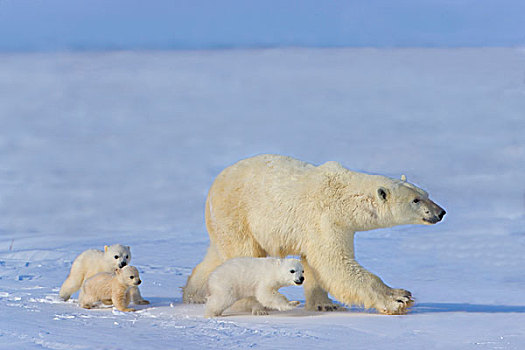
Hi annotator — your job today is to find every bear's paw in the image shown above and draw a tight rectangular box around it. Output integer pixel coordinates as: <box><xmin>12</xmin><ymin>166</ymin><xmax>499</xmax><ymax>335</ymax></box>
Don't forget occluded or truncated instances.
<box><xmin>377</xmin><ymin>288</ymin><xmax>414</xmax><ymax>315</ymax></box>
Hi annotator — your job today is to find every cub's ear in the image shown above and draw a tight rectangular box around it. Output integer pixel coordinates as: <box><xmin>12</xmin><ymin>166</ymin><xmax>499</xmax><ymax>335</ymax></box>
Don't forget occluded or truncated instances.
<box><xmin>377</xmin><ymin>187</ymin><xmax>389</xmax><ymax>202</ymax></box>
<box><xmin>104</xmin><ymin>245</ymin><xmax>108</xmax><ymax>252</ymax></box>
<box><xmin>127</xmin><ymin>246</ymin><xmax>130</xmax><ymax>251</ymax></box>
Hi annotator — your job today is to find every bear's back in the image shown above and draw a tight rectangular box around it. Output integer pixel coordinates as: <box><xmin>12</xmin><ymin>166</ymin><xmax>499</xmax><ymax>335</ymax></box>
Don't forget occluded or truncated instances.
<box><xmin>209</xmin><ymin>257</ymin><xmax>278</xmax><ymax>290</ymax></box>
<box><xmin>75</xmin><ymin>249</ymin><xmax>109</xmax><ymax>278</ymax></box>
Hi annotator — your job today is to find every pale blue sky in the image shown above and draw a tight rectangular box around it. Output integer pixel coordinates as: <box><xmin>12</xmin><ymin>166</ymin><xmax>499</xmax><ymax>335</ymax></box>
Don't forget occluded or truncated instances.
<box><xmin>0</xmin><ymin>0</ymin><xmax>524</xmax><ymax>51</ymax></box>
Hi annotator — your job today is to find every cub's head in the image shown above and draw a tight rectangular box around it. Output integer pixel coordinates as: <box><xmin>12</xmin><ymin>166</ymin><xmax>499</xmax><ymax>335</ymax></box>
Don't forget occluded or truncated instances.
<box><xmin>104</xmin><ymin>244</ymin><xmax>131</xmax><ymax>269</ymax></box>
<box><xmin>116</xmin><ymin>265</ymin><xmax>141</xmax><ymax>287</ymax></box>
<box><xmin>376</xmin><ymin>175</ymin><xmax>446</xmax><ymax>226</ymax></box>
<box><xmin>280</xmin><ymin>259</ymin><xmax>305</xmax><ymax>286</ymax></box>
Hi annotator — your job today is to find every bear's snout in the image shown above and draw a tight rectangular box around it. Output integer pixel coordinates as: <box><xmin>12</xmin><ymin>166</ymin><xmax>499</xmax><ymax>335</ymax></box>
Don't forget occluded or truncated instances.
<box><xmin>136</xmin><ymin>279</ymin><xmax>141</xmax><ymax>285</ymax></box>
<box><xmin>431</xmin><ymin>209</ymin><xmax>446</xmax><ymax>223</ymax></box>
<box><xmin>294</xmin><ymin>276</ymin><xmax>305</xmax><ymax>285</ymax></box>
<box><xmin>422</xmin><ymin>202</ymin><xmax>446</xmax><ymax>224</ymax></box>
<box><xmin>119</xmin><ymin>261</ymin><xmax>127</xmax><ymax>268</ymax></box>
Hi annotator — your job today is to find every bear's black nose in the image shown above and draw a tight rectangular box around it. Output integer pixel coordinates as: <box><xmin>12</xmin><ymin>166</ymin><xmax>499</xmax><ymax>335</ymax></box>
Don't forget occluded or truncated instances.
<box><xmin>137</xmin><ymin>280</ymin><xmax>141</xmax><ymax>285</ymax></box>
<box><xmin>119</xmin><ymin>262</ymin><xmax>127</xmax><ymax>268</ymax></box>
<box><xmin>299</xmin><ymin>276</ymin><xmax>305</xmax><ymax>282</ymax></box>
<box><xmin>438</xmin><ymin>210</ymin><xmax>446</xmax><ymax>220</ymax></box>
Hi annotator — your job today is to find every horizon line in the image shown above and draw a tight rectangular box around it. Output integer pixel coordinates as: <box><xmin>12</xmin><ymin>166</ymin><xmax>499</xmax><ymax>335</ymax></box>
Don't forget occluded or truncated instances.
<box><xmin>1</xmin><ymin>43</ymin><xmax>525</xmax><ymax>54</ymax></box>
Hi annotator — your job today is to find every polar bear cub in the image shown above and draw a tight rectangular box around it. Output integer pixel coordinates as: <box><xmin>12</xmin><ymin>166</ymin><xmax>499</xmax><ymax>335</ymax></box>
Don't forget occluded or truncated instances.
<box><xmin>79</xmin><ymin>265</ymin><xmax>142</xmax><ymax>312</ymax></box>
<box><xmin>59</xmin><ymin>244</ymin><xmax>148</xmax><ymax>305</ymax></box>
<box><xmin>205</xmin><ymin>257</ymin><xmax>304</xmax><ymax>317</ymax></box>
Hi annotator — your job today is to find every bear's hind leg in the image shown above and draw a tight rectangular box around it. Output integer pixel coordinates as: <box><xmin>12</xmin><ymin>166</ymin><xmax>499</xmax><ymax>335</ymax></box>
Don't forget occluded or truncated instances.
<box><xmin>78</xmin><ymin>291</ymin><xmax>96</xmax><ymax>309</ymax></box>
<box><xmin>59</xmin><ymin>272</ymin><xmax>84</xmax><ymax>301</ymax></box>
<box><xmin>205</xmin><ymin>293</ymin><xmax>235</xmax><ymax>317</ymax></box>
<box><xmin>183</xmin><ymin>243</ymin><xmax>222</xmax><ymax>304</ymax></box>
<box><xmin>230</xmin><ymin>297</ymin><xmax>269</xmax><ymax>315</ymax></box>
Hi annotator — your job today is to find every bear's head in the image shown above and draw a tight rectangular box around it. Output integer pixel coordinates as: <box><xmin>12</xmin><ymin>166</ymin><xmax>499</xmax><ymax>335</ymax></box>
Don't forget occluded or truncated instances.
<box><xmin>317</xmin><ymin>162</ymin><xmax>445</xmax><ymax>231</ymax></box>
<box><xmin>375</xmin><ymin>176</ymin><xmax>446</xmax><ymax>227</ymax></box>
<box><xmin>280</xmin><ymin>259</ymin><xmax>305</xmax><ymax>286</ymax></box>
<box><xmin>104</xmin><ymin>244</ymin><xmax>132</xmax><ymax>270</ymax></box>
<box><xmin>116</xmin><ymin>265</ymin><xmax>142</xmax><ymax>287</ymax></box>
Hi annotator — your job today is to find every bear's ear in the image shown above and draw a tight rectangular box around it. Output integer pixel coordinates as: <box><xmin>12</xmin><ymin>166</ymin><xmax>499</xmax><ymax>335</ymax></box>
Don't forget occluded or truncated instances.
<box><xmin>104</xmin><ymin>245</ymin><xmax>108</xmax><ymax>252</ymax></box>
<box><xmin>127</xmin><ymin>246</ymin><xmax>130</xmax><ymax>251</ymax></box>
<box><xmin>319</xmin><ymin>161</ymin><xmax>344</xmax><ymax>173</ymax></box>
<box><xmin>377</xmin><ymin>187</ymin><xmax>389</xmax><ymax>202</ymax></box>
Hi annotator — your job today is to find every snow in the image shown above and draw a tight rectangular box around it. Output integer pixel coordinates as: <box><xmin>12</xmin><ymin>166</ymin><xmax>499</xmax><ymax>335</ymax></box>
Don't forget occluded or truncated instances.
<box><xmin>1</xmin><ymin>47</ymin><xmax>525</xmax><ymax>349</ymax></box>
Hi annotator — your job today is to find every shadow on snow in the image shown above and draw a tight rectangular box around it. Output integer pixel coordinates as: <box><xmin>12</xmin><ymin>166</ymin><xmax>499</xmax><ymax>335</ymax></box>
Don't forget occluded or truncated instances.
<box><xmin>413</xmin><ymin>303</ymin><xmax>525</xmax><ymax>314</ymax></box>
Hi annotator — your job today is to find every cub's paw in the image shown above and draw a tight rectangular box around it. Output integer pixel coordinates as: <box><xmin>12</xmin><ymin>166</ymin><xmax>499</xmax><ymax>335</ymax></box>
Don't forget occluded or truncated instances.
<box><xmin>135</xmin><ymin>299</ymin><xmax>150</xmax><ymax>305</ymax></box>
<box><xmin>276</xmin><ymin>301</ymin><xmax>299</xmax><ymax>311</ymax></box>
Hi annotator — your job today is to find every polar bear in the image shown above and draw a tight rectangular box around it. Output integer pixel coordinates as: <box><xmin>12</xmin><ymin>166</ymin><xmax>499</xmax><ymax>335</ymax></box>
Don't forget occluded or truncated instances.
<box><xmin>184</xmin><ymin>154</ymin><xmax>446</xmax><ymax>315</ymax></box>
<box><xmin>79</xmin><ymin>265</ymin><xmax>142</xmax><ymax>312</ymax></box>
<box><xmin>59</xmin><ymin>244</ymin><xmax>148</xmax><ymax>305</ymax></box>
<box><xmin>205</xmin><ymin>257</ymin><xmax>304</xmax><ymax>317</ymax></box>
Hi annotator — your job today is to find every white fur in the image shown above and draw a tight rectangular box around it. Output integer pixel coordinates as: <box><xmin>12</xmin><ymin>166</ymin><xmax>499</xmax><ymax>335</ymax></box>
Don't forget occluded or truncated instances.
<box><xmin>205</xmin><ymin>257</ymin><xmax>303</xmax><ymax>317</ymax></box>
<box><xmin>79</xmin><ymin>265</ymin><xmax>142</xmax><ymax>312</ymax></box>
<box><xmin>59</xmin><ymin>244</ymin><xmax>148</xmax><ymax>305</ymax></box>
<box><xmin>184</xmin><ymin>154</ymin><xmax>445</xmax><ymax>314</ymax></box>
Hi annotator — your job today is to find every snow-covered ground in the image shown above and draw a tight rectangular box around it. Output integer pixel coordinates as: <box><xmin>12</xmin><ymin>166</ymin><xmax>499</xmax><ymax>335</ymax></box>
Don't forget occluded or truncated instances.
<box><xmin>1</xmin><ymin>48</ymin><xmax>524</xmax><ymax>349</ymax></box>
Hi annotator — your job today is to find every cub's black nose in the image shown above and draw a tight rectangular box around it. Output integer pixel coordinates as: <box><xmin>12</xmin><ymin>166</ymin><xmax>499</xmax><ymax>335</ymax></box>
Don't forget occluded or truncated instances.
<box><xmin>137</xmin><ymin>280</ymin><xmax>142</xmax><ymax>285</ymax></box>
<box><xmin>299</xmin><ymin>276</ymin><xmax>305</xmax><ymax>282</ymax></box>
<box><xmin>119</xmin><ymin>262</ymin><xmax>127</xmax><ymax>268</ymax></box>
<box><xmin>438</xmin><ymin>210</ymin><xmax>446</xmax><ymax>220</ymax></box>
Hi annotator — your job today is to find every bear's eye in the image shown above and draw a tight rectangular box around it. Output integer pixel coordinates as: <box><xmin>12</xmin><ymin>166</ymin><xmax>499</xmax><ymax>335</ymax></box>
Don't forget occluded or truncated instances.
<box><xmin>125</xmin><ymin>255</ymin><xmax>129</xmax><ymax>259</ymax></box>
<box><xmin>130</xmin><ymin>276</ymin><xmax>134</xmax><ymax>279</ymax></box>
<box><xmin>114</xmin><ymin>255</ymin><xmax>119</xmax><ymax>259</ymax></box>
<box><xmin>413</xmin><ymin>199</ymin><xmax>420</xmax><ymax>204</ymax></box>
<box><xmin>290</xmin><ymin>269</ymin><xmax>295</xmax><ymax>274</ymax></box>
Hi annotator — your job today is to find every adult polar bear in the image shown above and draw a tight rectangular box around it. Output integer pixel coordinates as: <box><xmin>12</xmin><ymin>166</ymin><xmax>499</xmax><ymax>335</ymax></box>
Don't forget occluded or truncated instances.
<box><xmin>184</xmin><ymin>154</ymin><xmax>445</xmax><ymax>314</ymax></box>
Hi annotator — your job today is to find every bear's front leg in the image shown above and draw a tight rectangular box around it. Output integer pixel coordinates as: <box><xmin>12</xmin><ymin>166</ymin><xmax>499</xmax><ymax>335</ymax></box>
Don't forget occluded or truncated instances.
<box><xmin>255</xmin><ymin>289</ymin><xmax>300</xmax><ymax>312</ymax></box>
<box><xmin>129</xmin><ymin>286</ymin><xmax>150</xmax><ymax>305</ymax></box>
<box><xmin>112</xmin><ymin>289</ymin><xmax>135</xmax><ymax>312</ymax></box>
<box><xmin>363</xmin><ymin>275</ymin><xmax>413</xmax><ymax>314</ymax></box>
<box><xmin>307</xmin><ymin>230</ymin><xmax>413</xmax><ymax>315</ymax></box>
<box><xmin>322</xmin><ymin>260</ymin><xmax>412</xmax><ymax>314</ymax></box>
<box><xmin>301</xmin><ymin>257</ymin><xmax>340</xmax><ymax>311</ymax></box>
